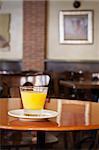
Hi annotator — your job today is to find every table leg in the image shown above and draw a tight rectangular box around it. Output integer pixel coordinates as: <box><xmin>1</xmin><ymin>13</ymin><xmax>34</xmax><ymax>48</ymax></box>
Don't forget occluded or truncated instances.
<box><xmin>63</xmin><ymin>131</ymin><xmax>75</xmax><ymax>149</ymax></box>
<box><xmin>36</xmin><ymin>131</ymin><xmax>45</xmax><ymax>150</ymax></box>
<box><xmin>0</xmin><ymin>129</ymin><xmax>2</xmax><ymax>149</ymax></box>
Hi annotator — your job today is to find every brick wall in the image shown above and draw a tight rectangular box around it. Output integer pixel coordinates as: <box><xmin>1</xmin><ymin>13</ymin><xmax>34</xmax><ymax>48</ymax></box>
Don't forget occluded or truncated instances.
<box><xmin>22</xmin><ymin>0</ymin><xmax>46</xmax><ymax>71</ymax></box>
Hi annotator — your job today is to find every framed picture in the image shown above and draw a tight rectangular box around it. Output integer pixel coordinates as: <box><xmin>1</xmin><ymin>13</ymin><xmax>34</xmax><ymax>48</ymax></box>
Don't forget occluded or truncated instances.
<box><xmin>0</xmin><ymin>14</ymin><xmax>10</xmax><ymax>50</ymax></box>
<box><xmin>0</xmin><ymin>1</ymin><xmax>23</xmax><ymax>60</ymax></box>
<box><xmin>59</xmin><ymin>10</ymin><xmax>93</xmax><ymax>44</ymax></box>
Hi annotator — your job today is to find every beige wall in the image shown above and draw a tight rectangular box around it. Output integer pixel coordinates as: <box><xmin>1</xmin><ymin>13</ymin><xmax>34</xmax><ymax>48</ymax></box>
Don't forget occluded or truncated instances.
<box><xmin>0</xmin><ymin>1</ymin><xmax>23</xmax><ymax>60</ymax></box>
<box><xmin>47</xmin><ymin>0</ymin><xmax>99</xmax><ymax>61</ymax></box>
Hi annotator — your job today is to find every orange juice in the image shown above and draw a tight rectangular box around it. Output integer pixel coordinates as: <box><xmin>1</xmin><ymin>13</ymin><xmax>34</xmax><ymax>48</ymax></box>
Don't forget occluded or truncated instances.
<box><xmin>21</xmin><ymin>90</ymin><xmax>47</xmax><ymax>110</ymax></box>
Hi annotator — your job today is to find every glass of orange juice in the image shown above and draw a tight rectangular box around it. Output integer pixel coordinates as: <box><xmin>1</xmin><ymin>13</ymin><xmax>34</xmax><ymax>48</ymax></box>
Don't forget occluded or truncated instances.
<box><xmin>20</xmin><ymin>86</ymin><xmax>48</xmax><ymax>114</ymax></box>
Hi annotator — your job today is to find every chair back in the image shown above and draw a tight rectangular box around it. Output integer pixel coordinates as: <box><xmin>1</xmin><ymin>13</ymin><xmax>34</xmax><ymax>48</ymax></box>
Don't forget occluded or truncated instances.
<box><xmin>0</xmin><ymin>82</ymin><xmax>10</xmax><ymax>98</ymax></box>
<box><xmin>34</xmin><ymin>74</ymin><xmax>50</xmax><ymax>86</ymax></box>
<box><xmin>20</xmin><ymin>76</ymin><xmax>34</xmax><ymax>86</ymax></box>
<box><xmin>10</xmin><ymin>74</ymin><xmax>50</xmax><ymax>98</ymax></box>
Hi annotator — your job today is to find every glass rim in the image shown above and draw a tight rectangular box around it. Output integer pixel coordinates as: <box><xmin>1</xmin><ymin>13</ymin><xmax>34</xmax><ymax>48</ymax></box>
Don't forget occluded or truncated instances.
<box><xmin>20</xmin><ymin>85</ymin><xmax>48</xmax><ymax>88</ymax></box>
<box><xmin>20</xmin><ymin>86</ymin><xmax>48</xmax><ymax>91</ymax></box>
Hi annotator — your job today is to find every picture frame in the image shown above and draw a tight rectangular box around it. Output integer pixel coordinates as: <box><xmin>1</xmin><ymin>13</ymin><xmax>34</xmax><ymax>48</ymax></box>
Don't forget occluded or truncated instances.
<box><xmin>0</xmin><ymin>1</ymin><xmax>23</xmax><ymax>60</ymax></box>
<box><xmin>59</xmin><ymin>10</ymin><xmax>93</xmax><ymax>44</ymax></box>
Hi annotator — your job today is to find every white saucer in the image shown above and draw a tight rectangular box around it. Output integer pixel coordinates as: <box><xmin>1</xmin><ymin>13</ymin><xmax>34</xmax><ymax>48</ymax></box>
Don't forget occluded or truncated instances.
<box><xmin>8</xmin><ymin>109</ymin><xmax>58</xmax><ymax>121</ymax></box>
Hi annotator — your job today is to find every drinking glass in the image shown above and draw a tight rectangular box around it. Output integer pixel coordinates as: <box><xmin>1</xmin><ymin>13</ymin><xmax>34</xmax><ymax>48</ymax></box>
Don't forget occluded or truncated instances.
<box><xmin>20</xmin><ymin>86</ymin><xmax>48</xmax><ymax>114</ymax></box>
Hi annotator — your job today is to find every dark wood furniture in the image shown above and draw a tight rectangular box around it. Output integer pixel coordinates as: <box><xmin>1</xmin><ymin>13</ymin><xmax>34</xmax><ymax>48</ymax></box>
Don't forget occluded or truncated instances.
<box><xmin>60</xmin><ymin>80</ymin><xmax>99</xmax><ymax>89</ymax></box>
<box><xmin>0</xmin><ymin>69</ymin><xmax>99</xmax><ymax>100</ymax></box>
<box><xmin>45</xmin><ymin>60</ymin><xmax>99</xmax><ymax>99</ymax></box>
<box><xmin>47</xmin><ymin>70</ymin><xmax>99</xmax><ymax>101</ymax></box>
<box><xmin>0</xmin><ymin>70</ymin><xmax>43</xmax><ymax>98</ymax></box>
<box><xmin>0</xmin><ymin>98</ymin><xmax>99</xmax><ymax>149</ymax></box>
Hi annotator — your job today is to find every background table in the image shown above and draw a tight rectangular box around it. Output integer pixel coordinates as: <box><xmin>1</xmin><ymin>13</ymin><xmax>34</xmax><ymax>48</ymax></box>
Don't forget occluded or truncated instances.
<box><xmin>59</xmin><ymin>80</ymin><xmax>99</xmax><ymax>100</ymax></box>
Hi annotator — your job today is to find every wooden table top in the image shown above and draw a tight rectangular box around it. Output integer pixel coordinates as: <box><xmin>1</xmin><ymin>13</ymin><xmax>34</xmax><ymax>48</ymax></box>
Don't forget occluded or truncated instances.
<box><xmin>0</xmin><ymin>98</ymin><xmax>99</xmax><ymax>131</ymax></box>
<box><xmin>59</xmin><ymin>80</ymin><xmax>99</xmax><ymax>89</ymax></box>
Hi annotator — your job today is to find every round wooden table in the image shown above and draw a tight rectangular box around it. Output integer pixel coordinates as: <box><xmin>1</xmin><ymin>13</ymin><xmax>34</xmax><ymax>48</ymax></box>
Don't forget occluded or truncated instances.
<box><xmin>0</xmin><ymin>98</ymin><xmax>99</xmax><ymax>149</ymax></box>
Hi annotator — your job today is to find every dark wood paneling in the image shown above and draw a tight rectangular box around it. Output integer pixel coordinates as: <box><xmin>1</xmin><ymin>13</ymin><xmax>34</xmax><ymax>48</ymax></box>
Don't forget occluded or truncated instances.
<box><xmin>0</xmin><ymin>61</ymin><xmax>22</xmax><ymax>72</ymax></box>
<box><xmin>45</xmin><ymin>59</ymin><xmax>99</xmax><ymax>73</ymax></box>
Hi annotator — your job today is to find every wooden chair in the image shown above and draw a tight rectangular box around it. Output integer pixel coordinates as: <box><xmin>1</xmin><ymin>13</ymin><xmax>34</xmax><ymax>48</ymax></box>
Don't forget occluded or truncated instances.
<box><xmin>59</xmin><ymin>71</ymin><xmax>93</xmax><ymax>100</ymax></box>
<box><xmin>10</xmin><ymin>74</ymin><xmax>50</xmax><ymax>98</ymax></box>
<box><xmin>0</xmin><ymin>81</ymin><xmax>10</xmax><ymax>98</ymax></box>
<box><xmin>74</xmin><ymin>71</ymin><xmax>93</xmax><ymax>100</ymax></box>
<box><xmin>34</xmin><ymin>74</ymin><xmax>50</xmax><ymax>86</ymax></box>
<box><xmin>10</xmin><ymin>75</ymin><xmax>35</xmax><ymax>97</ymax></box>
<box><xmin>91</xmin><ymin>72</ymin><xmax>99</xmax><ymax>102</ymax></box>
